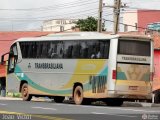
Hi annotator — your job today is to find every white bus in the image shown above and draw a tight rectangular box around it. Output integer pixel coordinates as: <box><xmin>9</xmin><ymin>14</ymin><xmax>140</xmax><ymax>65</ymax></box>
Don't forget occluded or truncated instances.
<box><xmin>1</xmin><ymin>32</ymin><xmax>153</xmax><ymax>106</ymax></box>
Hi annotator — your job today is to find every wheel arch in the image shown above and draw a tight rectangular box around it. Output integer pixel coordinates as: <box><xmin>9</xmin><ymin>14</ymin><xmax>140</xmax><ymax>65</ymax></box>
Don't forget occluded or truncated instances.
<box><xmin>19</xmin><ymin>80</ymin><xmax>28</xmax><ymax>92</ymax></box>
<box><xmin>72</xmin><ymin>82</ymin><xmax>83</xmax><ymax>97</ymax></box>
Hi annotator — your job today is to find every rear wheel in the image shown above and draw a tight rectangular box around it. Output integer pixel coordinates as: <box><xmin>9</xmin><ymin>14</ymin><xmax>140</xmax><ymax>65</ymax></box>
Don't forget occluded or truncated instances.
<box><xmin>21</xmin><ymin>83</ymin><xmax>32</xmax><ymax>101</ymax></box>
<box><xmin>73</xmin><ymin>86</ymin><xmax>84</xmax><ymax>105</ymax></box>
<box><xmin>54</xmin><ymin>96</ymin><xmax>65</xmax><ymax>103</ymax></box>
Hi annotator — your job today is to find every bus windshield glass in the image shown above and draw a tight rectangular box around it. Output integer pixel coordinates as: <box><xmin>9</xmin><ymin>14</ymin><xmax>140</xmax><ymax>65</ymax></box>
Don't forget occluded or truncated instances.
<box><xmin>118</xmin><ymin>40</ymin><xmax>150</xmax><ymax>56</ymax></box>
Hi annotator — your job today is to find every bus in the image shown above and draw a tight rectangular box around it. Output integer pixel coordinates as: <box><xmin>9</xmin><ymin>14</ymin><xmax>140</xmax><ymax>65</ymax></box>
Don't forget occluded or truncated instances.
<box><xmin>1</xmin><ymin>32</ymin><xmax>153</xmax><ymax>106</ymax></box>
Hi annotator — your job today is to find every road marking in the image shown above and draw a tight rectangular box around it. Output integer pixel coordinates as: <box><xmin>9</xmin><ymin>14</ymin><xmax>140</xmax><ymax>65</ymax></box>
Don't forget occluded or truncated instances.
<box><xmin>92</xmin><ymin>112</ymin><xmax>137</xmax><ymax>118</ymax></box>
<box><xmin>32</xmin><ymin>106</ymin><xmax>57</xmax><ymax>110</ymax></box>
<box><xmin>91</xmin><ymin>112</ymin><xmax>106</xmax><ymax>114</ymax></box>
<box><xmin>102</xmin><ymin>107</ymin><xmax>159</xmax><ymax>113</ymax></box>
<box><xmin>0</xmin><ymin>103</ymin><xmax>7</xmax><ymax>106</ymax></box>
<box><xmin>52</xmin><ymin>103</ymin><xmax>160</xmax><ymax>113</ymax></box>
<box><xmin>0</xmin><ymin>110</ymin><xmax>72</xmax><ymax>120</ymax></box>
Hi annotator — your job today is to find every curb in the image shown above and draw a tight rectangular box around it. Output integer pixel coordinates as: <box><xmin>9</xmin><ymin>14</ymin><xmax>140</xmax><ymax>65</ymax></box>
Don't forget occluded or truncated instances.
<box><xmin>0</xmin><ymin>96</ymin><xmax>51</xmax><ymax>102</ymax></box>
<box><xmin>124</xmin><ymin>102</ymin><xmax>160</xmax><ymax>107</ymax></box>
<box><xmin>0</xmin><ymin>97</ymin><xmax>22</xmax><ymax>100</ymax></box>
<box><xmin>31</xmin><ymin>97</ymin><xmax>51</xmax><ymax>102</ymax></box>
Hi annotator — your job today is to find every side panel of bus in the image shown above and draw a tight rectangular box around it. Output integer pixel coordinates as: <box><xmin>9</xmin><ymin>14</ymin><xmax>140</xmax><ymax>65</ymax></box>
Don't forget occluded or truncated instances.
<box><xmin>12</xmin><ymin>40</ymin><xmax>110</xmax><ymax>98</ymax></box>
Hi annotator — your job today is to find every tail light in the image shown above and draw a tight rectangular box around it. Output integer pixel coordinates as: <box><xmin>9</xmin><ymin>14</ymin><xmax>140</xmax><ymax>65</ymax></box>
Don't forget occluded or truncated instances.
<box><xmin>112</xmin><ymin>70</ymin><xmax>116</xmax><ymax>79</ymax></box>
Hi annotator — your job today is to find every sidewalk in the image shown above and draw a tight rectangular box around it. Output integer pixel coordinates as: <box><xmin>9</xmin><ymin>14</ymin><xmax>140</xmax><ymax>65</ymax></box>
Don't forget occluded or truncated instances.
<box><xmin>0</xmin><ymin>96</ymin><xmax>22</xmax><ymax>100</ymax></box>
<box><xmin>123</xmin><ymin>102</ymin><xmax>160</xmax><ymax>107</ymax></box>
<box><xmin>0</xmin><ymin>96</ymin><xmax>51</xmax><ymax>102</ymax></box>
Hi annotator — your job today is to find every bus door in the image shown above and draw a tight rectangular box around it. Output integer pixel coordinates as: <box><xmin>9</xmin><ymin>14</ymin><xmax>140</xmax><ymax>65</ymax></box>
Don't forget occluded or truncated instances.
<box><xmin>115</xmin><ymin>40</ymin><xmax>152</xmax><ymax>97</ymax></box>
<box><xmin>7</xmin><ymin>43</ymin><xmax>20</xmax><ymax>92</ymax></box>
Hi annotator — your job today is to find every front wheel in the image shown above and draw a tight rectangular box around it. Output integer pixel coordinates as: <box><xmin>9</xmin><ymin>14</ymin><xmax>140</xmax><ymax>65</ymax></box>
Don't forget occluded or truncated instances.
<box><xmin>21</xmin><ymin>83</ymin><xmax>32</xmax><ymax>101</ymax></box>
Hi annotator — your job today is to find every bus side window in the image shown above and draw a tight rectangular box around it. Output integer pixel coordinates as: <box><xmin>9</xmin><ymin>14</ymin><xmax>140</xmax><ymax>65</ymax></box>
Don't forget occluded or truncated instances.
<box><xmin>87</xmin><ymin>41</ymin><xmax>96</xmax><ymax>59</ymax></box>
<box><xmin>72</xmin><ymin>44</ymin><xmax>81</xmax><ymax>58</ymax></box>
<box><xmin>101</xmin><ymin>40</ymin><xmax>110</xmax><ymax>59</ymax></box>
<box><xmin>57</xmin><ymin>42</ymin><xmax>63</xmax><ymax>58</ymax></box>
<box><xmin>36</xmin><ymin>42</ymin><xmax>42</xmax><ymax>58</ymax></box>
<box><xmin>80</xmin><ymin>41</ymin><xmax>88</xmax><ymax>58</ymax></box>
<box><xmin>41</xmin><ymin>42</ymin><xmax>49</xmax><ymax>58</ymax></box>
<box><xmin>48</xmin><ymin>41</ymin><xmax>63</xmax><ymax>59</ymax></box>
<box><xmin>32</xmin><ymin>42</ymin><xmax>37</xmax><ymax>58</ymax></box>
<box><xmin>67</xmin><ymin>45</ymin><xmax>73</xmax><ymax>58</ymax></box>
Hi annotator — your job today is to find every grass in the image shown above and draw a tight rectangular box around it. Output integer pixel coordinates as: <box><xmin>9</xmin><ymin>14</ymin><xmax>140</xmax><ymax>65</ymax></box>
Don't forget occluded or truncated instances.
<box><xmin>7</xmin><ymin>92</ymin><xmax>21</xmax><ymax>98</ymax></box>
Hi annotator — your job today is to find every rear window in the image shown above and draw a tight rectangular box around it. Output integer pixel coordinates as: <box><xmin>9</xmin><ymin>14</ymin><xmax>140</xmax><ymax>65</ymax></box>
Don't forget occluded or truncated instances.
<box><xmin>118</xmin><ymin>40</ymin><xmax>150</xmax><ymax>56</ymax></box>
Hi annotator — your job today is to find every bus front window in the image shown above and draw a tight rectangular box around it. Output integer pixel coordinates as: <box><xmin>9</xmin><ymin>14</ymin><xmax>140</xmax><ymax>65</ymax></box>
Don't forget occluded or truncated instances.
<box><xmin>8</xmin><ymin>44</ymin><xmax>18</xmax><ymax>73</ymax></box>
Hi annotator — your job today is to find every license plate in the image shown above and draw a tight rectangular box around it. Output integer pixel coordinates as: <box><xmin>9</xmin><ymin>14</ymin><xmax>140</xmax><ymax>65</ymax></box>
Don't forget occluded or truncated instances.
<box><xmin>129</xmin><ymin>86</ymin><xmax>138</xmax><ymax>90</ymax></box>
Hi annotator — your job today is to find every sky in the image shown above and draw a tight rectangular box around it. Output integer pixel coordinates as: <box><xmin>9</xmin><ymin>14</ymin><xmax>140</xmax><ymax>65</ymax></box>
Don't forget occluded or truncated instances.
<box><xmin>0</xmin><ymin>0</ymin><xmax>159</xmax><ymax>31</ymax></box>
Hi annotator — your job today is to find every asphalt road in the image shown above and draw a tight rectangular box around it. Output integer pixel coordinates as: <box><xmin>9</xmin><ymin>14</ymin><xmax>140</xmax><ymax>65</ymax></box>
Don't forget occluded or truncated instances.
<box><xmin>0</xmin><ymin>100</ymin><xmax>160</xmax><ymax>120</ymax></box>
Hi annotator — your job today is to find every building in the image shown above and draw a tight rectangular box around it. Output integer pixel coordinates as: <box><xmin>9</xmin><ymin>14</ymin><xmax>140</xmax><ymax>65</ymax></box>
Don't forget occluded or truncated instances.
<box><xmin>148</xmin><ymin>22</ymin><xmax>160</xmax><ymax>32</ymax></box>
<box><xmin>42</xmin><ymin>19</ymin><xmax>78</xmax><ymax>32</ymax></box>
<box><xmin>0</xmin><ymin>31</ymin><xmax>53</xmax><ymax>57</ymax></box>
<box><xmin>123</xmin><ymin>10</ymin><xmax>160</xmax><ymax>32</ymax></box>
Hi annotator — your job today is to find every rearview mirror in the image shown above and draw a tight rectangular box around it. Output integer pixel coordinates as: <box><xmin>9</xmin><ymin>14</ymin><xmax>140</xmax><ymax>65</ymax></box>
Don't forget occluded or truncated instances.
<box><xmin>1</xmin><ymin>55</ymin><xmax>4</xmax><ymax>65</ymax></box>
<box><xmin>1</xmin><ymin>52</ymin><xmax>9</xmax><ymax>65</ymax></box>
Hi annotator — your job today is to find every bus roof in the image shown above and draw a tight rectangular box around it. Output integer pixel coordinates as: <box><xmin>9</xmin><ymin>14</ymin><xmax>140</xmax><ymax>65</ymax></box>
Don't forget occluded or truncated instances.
<box><xmin>15</xmin><ymin>32</ymin><xmax>152</xmax><ymax>43</ymax></box>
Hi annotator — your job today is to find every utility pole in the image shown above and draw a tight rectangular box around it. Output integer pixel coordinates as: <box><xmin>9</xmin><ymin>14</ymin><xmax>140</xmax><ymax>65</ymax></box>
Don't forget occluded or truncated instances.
<box><xmin>97</xmin><ymin>0</ymin><xmax>103</xmax><ymax>32</ymax></box>
<box><xmin>113</xmin><ymin>0</ymin><xmax>121</xmax><ymax>34</ymax></box>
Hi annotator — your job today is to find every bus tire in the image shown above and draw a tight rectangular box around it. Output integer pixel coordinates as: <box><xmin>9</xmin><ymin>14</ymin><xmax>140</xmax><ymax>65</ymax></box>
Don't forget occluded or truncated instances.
<box><xmin>73</xmin><ymin>86</ymin><xmax>84</xmax><ymax>105</ymax></box>
<box><xmin>106</xmin><ymin>99</ymin><xmax>123</xmax><ymax>106</ymax></box>
<box><xmin>21</xmin><ymin>83</ymin><xmax>32</xmax><ymax>101</ymax></box>
<box><xmin>54</xmin><ymin>96</ymin><xmax>65</xmax><ymax>103</ymax></box>
<box><xmin>154</xmin><ymin>90</ymin><xmax>160</xmax><ymax>103</ymax></box>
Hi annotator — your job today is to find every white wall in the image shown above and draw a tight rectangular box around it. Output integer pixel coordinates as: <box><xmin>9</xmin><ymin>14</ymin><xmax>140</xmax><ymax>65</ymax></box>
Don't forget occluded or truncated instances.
<box><xmin>42</xmin><ymin>19</ymin><xmax>77</xmax><ymax>32</ymax></box>
<box><xmin>123</xmin><ymin>11</ymin><xmax>138</xmax><ymax>32</ymax></box>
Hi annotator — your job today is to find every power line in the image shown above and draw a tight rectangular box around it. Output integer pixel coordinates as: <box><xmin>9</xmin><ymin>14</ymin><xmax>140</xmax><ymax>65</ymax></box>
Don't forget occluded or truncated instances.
<box><xmin>102</xmin><ymin>13</ymin><xmax>114</xmax><ymax>17</ymax></box>
<box><xmin>0</xmin><ymin>0</ymin><xmax>98</xmax><ymax>11</ymax></box>
<box><xmin>0</xmin><ymin>12</ymin><xmax>97</xmax><ymax>31</ymax></box>
<box><xmin>37</xmin><ymin>1</ymin><xmax>98</xmax><ymax>11</ymax></box>
<box><xmin>122</xmin><ymin>8</ymin><xmax>160</xmax><ymax>13</ymax></box>
<box><xmin>103</xmin><ymin>19</ymin><xmax>159</xmax><ymax>32</ymax></box>
<box><xmin>103</xmin><ymin>19</ymin><xmax>144</xmax><ymax>29</ymax></box>
<box><xmin>0</xmin><ymin>0</ymin><xmax>98</xmax><ymax>21</ymax></box>
<box><xmin>0</xmin><ymin>8</ymin><xmax>98</xmax><ymax>20</ymax></box>
<box><xmin>35</xmin><ymin>8</ymin><xmax>98</xmax><ymax>19</ymax></box>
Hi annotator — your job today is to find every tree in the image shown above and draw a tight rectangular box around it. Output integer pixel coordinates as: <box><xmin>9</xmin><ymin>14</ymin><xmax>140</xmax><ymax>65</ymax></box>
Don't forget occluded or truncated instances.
<box><xmin>75</xmin><ymin>16</ymin><xmax>105</xmax><ymax>31</ymax></box>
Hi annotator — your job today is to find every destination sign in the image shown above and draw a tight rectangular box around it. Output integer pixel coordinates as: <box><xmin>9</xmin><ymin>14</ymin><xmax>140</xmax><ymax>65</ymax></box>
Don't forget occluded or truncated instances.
<box><xmin>35</xmin><ymin>63</ymin><xmax>63</xmax><ymax>69</ymax></box>
<box><xmin>117</xmin><ymin>55</ymin><xmax>150</xmax><ymax>64</ymax></box>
